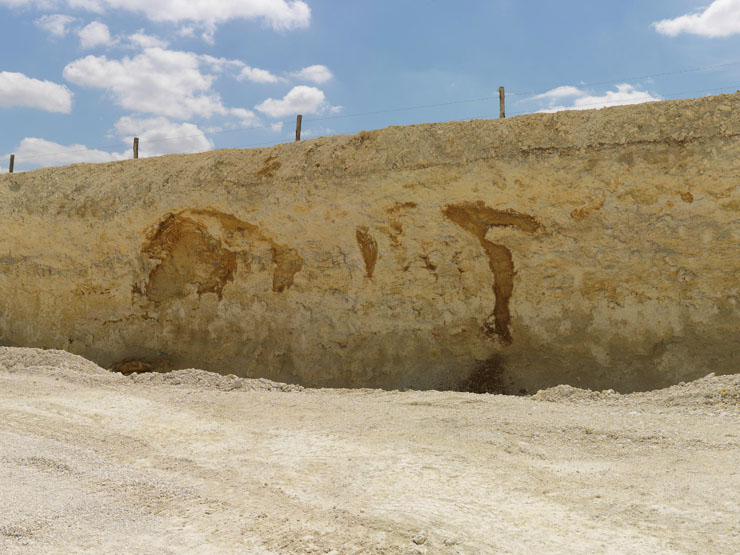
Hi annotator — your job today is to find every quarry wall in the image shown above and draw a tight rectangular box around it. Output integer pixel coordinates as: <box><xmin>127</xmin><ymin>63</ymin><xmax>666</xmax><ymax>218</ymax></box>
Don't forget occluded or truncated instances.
<box><xmin>1</xmin><ymin>94</ymin><xmax>739</xmax><ymax>393</ymax></box>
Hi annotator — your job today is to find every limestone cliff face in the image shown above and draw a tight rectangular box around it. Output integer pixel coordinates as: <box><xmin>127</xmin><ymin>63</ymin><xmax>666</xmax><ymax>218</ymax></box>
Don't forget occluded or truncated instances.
<box><xmin>1</xmin><ymin>94</ymin><xmax>739</xmax><ymax>392</ymax></box>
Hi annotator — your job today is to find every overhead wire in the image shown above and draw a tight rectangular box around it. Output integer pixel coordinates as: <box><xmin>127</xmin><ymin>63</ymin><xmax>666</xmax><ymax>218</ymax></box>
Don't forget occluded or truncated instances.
<box><xmin>8</xmin><ymin>59</ymin><xmax>740</xmax><ymax>165</ymax></box>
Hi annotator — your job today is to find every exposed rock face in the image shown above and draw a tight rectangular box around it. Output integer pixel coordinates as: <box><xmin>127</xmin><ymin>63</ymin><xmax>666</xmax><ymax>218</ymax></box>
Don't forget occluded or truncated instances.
<box><xmin>1</xmin><ymin>94</ymin><xmax>739</xmax><ymax>392</ymax></box>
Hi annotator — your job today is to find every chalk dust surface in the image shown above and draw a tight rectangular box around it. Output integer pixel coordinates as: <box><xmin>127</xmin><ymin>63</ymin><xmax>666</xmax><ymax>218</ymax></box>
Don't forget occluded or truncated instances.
<box><xmin>1</xmin><ymin>347</ymin><xmax>738</xmax><ymax>553</ymax></box>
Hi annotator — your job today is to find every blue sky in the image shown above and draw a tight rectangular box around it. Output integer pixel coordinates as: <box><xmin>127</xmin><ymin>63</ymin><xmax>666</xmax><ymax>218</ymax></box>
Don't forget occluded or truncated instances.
<box><xmin>3</xmin><ymin>0</ymin><xmax>740</xmax><ymax>171</ymax></box>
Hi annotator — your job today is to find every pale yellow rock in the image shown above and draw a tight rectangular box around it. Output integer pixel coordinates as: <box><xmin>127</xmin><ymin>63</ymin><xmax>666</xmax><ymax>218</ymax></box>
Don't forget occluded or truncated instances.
<box><xmin>1</xmin><ymin>94</ymin><xmax>739</xmax><ymax>392</ymax></box>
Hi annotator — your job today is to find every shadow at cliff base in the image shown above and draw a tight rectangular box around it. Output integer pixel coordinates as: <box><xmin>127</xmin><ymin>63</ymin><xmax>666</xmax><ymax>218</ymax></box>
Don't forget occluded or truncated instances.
<box><xmin>459</xmin><ymin>355</ymin><xmax>514</xmax><ymax>395</ymax></box>
<box><xmin>101</xmin><ymin>350</ymin><xmax>524</xmax><ymax>395</ymax></box>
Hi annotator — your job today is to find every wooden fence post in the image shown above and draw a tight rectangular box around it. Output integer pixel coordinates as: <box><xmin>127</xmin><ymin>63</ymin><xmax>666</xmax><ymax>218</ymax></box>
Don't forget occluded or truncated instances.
<box><xmin>133</xmin><ymin>137</ymin><xmax>139</xmax><ymax>159</ymax></box>
<box><xmin>499</xmin><ymin>86</ymin><xmax>506</xmax><ymax>119</ymax></box>
<box><xmin>8</xmin><ymin>154</ymin><xmax>14</xmax><ymax>174</ymax></box>
<box><xmin>295</xmin><ymin>114</ymin><xmax>302</xmax><ymax>141</ymax></box>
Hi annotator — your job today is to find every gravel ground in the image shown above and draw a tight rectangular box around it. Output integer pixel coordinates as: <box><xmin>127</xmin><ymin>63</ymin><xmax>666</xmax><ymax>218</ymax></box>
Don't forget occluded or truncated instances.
<box><xmin>1</xmin><ymin>347</ymin><xmax>738</xmax><ymax>554</ymax></box>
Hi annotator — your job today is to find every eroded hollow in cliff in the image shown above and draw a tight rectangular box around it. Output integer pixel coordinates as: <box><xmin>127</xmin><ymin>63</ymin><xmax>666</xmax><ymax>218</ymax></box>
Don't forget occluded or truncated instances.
<box><xmin>142</xmin><ymin>214</ymin><xmax>237</xmax><ymax>302</ymax></box>
<box><xmin>140</xmin><ymin>210</ymin><xmax>305</xmax><ymax>301</ymax></box>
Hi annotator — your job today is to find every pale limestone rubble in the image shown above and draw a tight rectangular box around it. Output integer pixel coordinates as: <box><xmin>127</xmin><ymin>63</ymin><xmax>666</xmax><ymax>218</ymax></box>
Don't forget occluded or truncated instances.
<box><xmin>1</xmin><ymin>94</ymin><xmax>739</xmax><ymax>392</ymax></box>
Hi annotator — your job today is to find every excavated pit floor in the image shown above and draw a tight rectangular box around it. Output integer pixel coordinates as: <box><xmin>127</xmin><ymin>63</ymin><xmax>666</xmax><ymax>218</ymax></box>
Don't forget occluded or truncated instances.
<box><xmin>1</xmin><ymin>347</ymin><xmax>739</xmax><ymax>554</ymax></box>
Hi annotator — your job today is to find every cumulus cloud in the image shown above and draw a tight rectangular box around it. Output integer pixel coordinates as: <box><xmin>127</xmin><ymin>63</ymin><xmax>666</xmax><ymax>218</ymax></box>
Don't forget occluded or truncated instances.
<box><xmin>63</xmin><ymin>47</ymin><xmax>227</xmax><ymax>119</ymax></box>
<box><xmin>255</xmin><ymin>85</ymin><xmax>330</xmax><ymax>117</ymax></box>
<box><xmin>3</xmin><ymin>138</ymin><xmax>127</xmax><ymax>169</ymax></box>
<box><xmin>78</xmin><ymin>21</ymin><xmax>112</xmax><ymax>48</ymax></box>
<box><xmin>3</xmin><ymin>116</ymin><xmax>212</xmax><ymax>170</ymax></box>
<box><xmin>653</xmin><ymin>0</ymin><xmax>740</xmax><ymax>37</ymax></box>
<box><xmin>229</xmin><ymin>107</ymin><xmax>259</xmax><ymax>125</ymax></box>
<box><xmin>127</xmin><ymin>31</ymin><xmax>168</xmax><ymax>49</ymax></box>
<box><xmin>62</xmin><ymin>47</ymin><xmax>291</xmax><ymax>123</ymax></box>
<box><xmin>0</xmin><ymin>0</ymin><xmax>34</xmax><ymax>6</ymax></box>
<box><xmin>35</xmin><ymin>14</ymin><xmax>76</xmax><ymax>37</ymax></box>
<box><xmin>533</xmin><ymin>84</ymin><xmax>660</xmax><ymax>113</ymax></box>
<box><xmin>531</xmin><ymin>85</ymin><xmax>583</xmax><ymax>101</ymax></box>
<box><xmin>291</xmin><ymin>64</ymin><xmax>332</xmax><ymax>84</ymax></box>
<box><xmin>0</xmin><ymin>71</ymin><xmax>73</xmax><ymax>113</ymax></box>
<box><xmin>198</xmin><ymin>54</ymin><xmax>244</xmax><ymax>72</ymax></box>
<box><xmin>113</xmin><ymin>116</ymin><xmax>213</xmax><ymax>156</ymax></box>
<box><xmin>238</xmin><ymin>66</ymin><xmax>281</xmax><ymax>84</ymax></box>
<box><xmin>178</xmin><ymin>25</ymin><xmax>196</xmax><ymax>37</ymax></box>
<box><xmin>1</xmin><ymin>0</ymin><xmax>310</xmax><ymax>34</ymax></box>
<box><xmin>296</xmin><ymin>126</ymin><xmax>333</xmax><ymax>139</ymax></box>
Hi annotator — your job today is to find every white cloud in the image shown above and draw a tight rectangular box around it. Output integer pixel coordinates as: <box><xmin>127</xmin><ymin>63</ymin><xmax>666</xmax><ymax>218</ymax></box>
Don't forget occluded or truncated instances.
<box><xmin>297</xmin><ymin>126</ymin><xmax>333</xmax><ymax>139</ymax></box>
<box><xmin>531</xmin><ymin>85</ymin><xmax>583</xmax><ymax>101</ymax></box>
<box><xmin>653</xmin><ymin>0</ymin><xmax>740</xmax><ymax>37</ymax></box>
<box><xmin>238</xmin><ymin>66</ymin><xmax>281</xmax><ymax>84</ymax></box>
<box><xmin>78</xmin><ymin>21</ymin><xmax>112</xmax><ymax>49</ymax></box>
<box><xmin>114</xmin><ymin>115</ymin><xmax>213</xmax><ymax>156</ymax></box>
<box><xmin>120</xmin><ymin>0</ymin><xmax>310</xmax><ymax>30</ymax></box>
<box><xmin>3</xmin><ymin>115</ymin><xmax>212</xmax><ymax>170</ymax></box>
<box><xmin>67</xmin><ymin>0</ymin><xmax>104</xmax><ymax>12</ymax></box>
<box><xmin>127</xmin><ymin>31</ymin><xmax>168</xmax><ymax>49</ymax></box>
<box><xmin>291</xmin><ymin>64</ymin><xmax>332</xmax><ymax>84</ymax></box>
<box><xmin>200</xmin><ymin>26</ymin><xmax>216</xmax><ymax>44</ymax></box>
<box><xmin>1</xmin><ymin>0</ymin><xmax>310</xmax><ymax>33</ymax></box>
<box><xmin>35</xmin><ymin>14</ymin><xmax>76</xmax><ymax>37</ymax></box>
<box><xmin>255</xmin><ymin>85</ymin><xmax>329</xmax><ymax>117</ymax></box>
<box><xmin>3</xmin><ymin>137</ymin><xmax>126</xmax><ymax>169</ymax></box>
<box><xmin>0</xmin><ymin>71</ymin><xmax>73</xmax><ymax>113</ymax></box>
<box><xmin>533</xmin><ymin>84</ymin><xmax>661</xmax><ymax>113</ymax></box>
<box><xmin>229</xmin><ymin>107</ymin><xmax>259</xmax><ymax>125</ymax></box>
<box><xmin>178</xmin><ymin>25</ymin><xmax>196</xmax><ymax>37</ymax></box>
<box><xmin>63</xmin><ymin>47</ymin><xmax>227</xmax><ymax>119</ymax></box>
<box><xmin>199</xmin><ymin>54</ymin><xmax>244</xmax><ymax>72</ymax></box>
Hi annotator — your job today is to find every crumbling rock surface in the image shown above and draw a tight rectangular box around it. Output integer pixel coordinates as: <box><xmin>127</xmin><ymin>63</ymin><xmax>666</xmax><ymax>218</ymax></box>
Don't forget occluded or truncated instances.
<box><xmin>1</xmin><ymin>94</ymin><xmax>739</xmax><ymax>392</ymax></box>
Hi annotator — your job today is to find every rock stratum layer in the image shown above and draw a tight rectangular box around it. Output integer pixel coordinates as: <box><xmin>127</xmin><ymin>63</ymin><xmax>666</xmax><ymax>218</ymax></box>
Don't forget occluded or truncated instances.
<box><xmin>1</xmin><ymin>94</ymin><xmax>739</xmax><ymax>393</ymax></box>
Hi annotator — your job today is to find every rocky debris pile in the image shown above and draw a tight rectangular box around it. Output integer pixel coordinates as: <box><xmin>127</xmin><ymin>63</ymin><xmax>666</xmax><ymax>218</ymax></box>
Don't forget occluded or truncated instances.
<box><xmin>534</xmin><ymin>372</ymin><xmax>740</xmax><ymax>410</ymax></box>
<box><xmin>533</xmin><ymin>385</ymin><xmax>621</xmax><ymax>404</ymax></box>
<box><xmin>128</xmin><ymin>369</ymin><xmax>304</xmax><ymax>392</ymax></box>
<box><xmin>0</xmin><ymin>347</ymin><xmax>303</xmax><ymax>393</ymax></box>
<box><xmin>0</xmin><ymin>347</ymin><xmax>107</xmax><ymax>376</ymax></box>
<box><xmin>2</xmin><ymin>346</ymin><xmax>737</xmax><ymax>402</ymax></box>
<box><xmin>634</xmin><ymin>372</ymin><xmax>740</xmax><ymax>409</ymax></box>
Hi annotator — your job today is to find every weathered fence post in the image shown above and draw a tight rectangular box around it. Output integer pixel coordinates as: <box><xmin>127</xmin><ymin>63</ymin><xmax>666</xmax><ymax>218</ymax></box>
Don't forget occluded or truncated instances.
<box><xmin>8</xmin><ymin>154</ymin><xmax>14</xmax><ymax>173</ymax></box>
<box><xmin>499</xmin><ymin>86</ymin><xmax>506</xmax><ymax>119</ymax></box>
<box><xmin>133</xmin><ymin>137</ymin><xmax>139</xmax><ymax>159</ymax></box>
<box><xmin>295</xmin><ymin>114</ymin><xmax>302</xmax><ymax>141</ymax></box>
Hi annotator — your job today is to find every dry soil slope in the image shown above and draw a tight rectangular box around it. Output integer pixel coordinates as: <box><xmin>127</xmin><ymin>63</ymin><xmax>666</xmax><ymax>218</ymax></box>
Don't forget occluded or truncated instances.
<box><xmin>1</xmin><ymin>94</ymin><xmax>739</xmax><ymax>392</ymax></box>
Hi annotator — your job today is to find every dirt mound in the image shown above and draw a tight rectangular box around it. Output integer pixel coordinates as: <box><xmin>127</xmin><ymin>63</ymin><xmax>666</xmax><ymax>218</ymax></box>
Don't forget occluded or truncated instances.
<box><xmin>128</xmin><ymin>369</ymin><xmax>304</xmax><ymax>392</ymax></box>
<box><xmin>4</xmin><ymin>346</ymin><xmax>737</xmax><ymax>402</ymax></box>
<box><xmin>534</xmin><ymin>372</ymin><xmax>740</xmax><ymax>411</ymax></box>
<box><xmin>533</xmin><ymin>384</ymin><xmax>621</xmax><ymax>403</ymax></box>
<box><xmin>0</xmin><ymin>347</ymin><xmax>302</xmax><ymax>392</ymax></box>
<box><xmin>633</xmin><ymin>372</ymin><xmax>740</xmax><ymax>409</ymax></box>
<box><xmin>0</xmin><ymin>347</ymin><xmax>107</xmax><ymax>375</ymax></box>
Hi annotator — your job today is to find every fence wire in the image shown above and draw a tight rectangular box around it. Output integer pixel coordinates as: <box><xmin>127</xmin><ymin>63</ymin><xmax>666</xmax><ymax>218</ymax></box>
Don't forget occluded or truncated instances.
<box><xmin>4</xmin><ymin>58</ymin><xmax>740</xmax><ymax>169</ymax></box>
